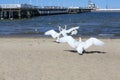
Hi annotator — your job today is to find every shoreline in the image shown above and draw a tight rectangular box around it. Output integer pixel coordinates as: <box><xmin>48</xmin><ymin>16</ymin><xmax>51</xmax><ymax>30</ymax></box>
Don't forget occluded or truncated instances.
<box><xmin>0</xmin><ymin>35</ymin><xmax>119</xmax><ymax>39</ymax></box>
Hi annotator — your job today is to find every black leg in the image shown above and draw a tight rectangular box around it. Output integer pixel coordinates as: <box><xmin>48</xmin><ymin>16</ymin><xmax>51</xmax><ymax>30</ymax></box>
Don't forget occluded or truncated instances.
<box><xmin>82</xmin><ymin>49</ymin><xmax>86</xmax><ymax>53</ymax></box>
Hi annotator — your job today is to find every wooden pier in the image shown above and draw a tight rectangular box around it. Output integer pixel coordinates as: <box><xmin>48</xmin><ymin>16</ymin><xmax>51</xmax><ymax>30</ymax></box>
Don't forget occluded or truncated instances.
<box><xmin>0</xmin><ymin>4</ymin><xmax>92</xmax><ymax>20</ymax></box>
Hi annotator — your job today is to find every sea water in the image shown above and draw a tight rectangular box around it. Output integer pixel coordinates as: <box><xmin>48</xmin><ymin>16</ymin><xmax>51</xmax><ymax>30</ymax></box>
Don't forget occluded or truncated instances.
<box><xmin>0</xmin><ymin>12</ymin><xmax>120</xmax><ymax>38</ymax></box>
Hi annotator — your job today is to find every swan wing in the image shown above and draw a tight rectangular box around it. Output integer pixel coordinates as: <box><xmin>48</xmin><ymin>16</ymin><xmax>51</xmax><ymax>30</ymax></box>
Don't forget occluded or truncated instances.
<box><xmin>56</xmin><ymin>36</ymin><xmax>68</xmax><ymax>43</ymax></box>
<box><xmin>66</xmin><ymin>27</ymin><xmax>79</xmax><ymax>33</ymax></box>
<box><xmin>44</xmin><ymin>30</ymin><xmax>59</xmax><ymax>38</ymax></box>
<box><xmin>59</xmin><ymin>36</ymin><xmax>79</xmax><ymax>48</ymax></box>
<box><xmin>71</xmin><ymin>29</ymin><xmax>78</xmax><ymax>35</ymax></box>
<box><xmin>83</xmin><ymin>37</ymin><xmax>104</xmax><ymax>49</ymax></box>
<box><xmin>92</xmin><ymin>38</ymin><xmax>104</xmax><ymax>46</ymax></box>
<box><xmin>56</xmin><ymin>36</ymin><xmax>72</xmax><ymax>43</ymax></box>
<box><xmin>59</xmin><ymin>29</ymin><xmax>68</xmax><ymax>37</ymax></box>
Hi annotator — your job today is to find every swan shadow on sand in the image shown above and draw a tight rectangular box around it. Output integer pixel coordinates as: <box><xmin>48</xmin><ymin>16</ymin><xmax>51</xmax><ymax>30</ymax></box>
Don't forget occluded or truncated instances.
<box><xmin>64</xmin><ymin>50</ymin><xmax>106</xmax><ymax>55</ymax></box>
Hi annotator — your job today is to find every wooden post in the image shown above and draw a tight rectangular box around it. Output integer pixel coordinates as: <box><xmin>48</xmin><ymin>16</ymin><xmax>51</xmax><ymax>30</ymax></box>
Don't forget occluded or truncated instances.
<box><xmin>18</xmin><ymin>9</ymin><xmax>21</xmax><ymax>19</ymax></box>
<box><xmin>27</xmin><ymin>10</ymin><xmax>31</xmax><ymax>18</ymax></box>
<box><xmin>0</xmin><ymin>11</ymin><xmax>1</xmax><ymax>18</ymax></box>
<box><xmin>1</xmin><ymin>9</ymin><xmax>3</xmax><ymax>20</ymax></box>
<box><xmin>9</xmin><ymin>9</ymin><xmax>11</xmax><ymax>19</ymax></box>
<box><xmin>10</xmin><ymin>10</ymin><xmax>13</xmax><ymax>20</ymax></box>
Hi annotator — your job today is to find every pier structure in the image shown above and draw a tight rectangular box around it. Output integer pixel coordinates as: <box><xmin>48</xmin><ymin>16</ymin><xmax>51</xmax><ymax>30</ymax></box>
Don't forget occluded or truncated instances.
<box><xmin>0</xmin><ymin>4</ymin><xmax>92</xmax><ymax>20</ymax></box>
<box><xmin>37</xmin><ymin>6</ymin><xmax>68</xmax><ymax>15</ymax></box>
<box><xmin>0</xmin><ymin>4</ymin><xmax>41</xmax><ymax>19</ymax></box>
<box><xmin>68</xmin><ymin>7</ymin><xmax>93</xmax><ymax>13</ymax></box>
<box><xmin>91</xmin><ymin>8</ymin><xmax>120</xmax><ymax>12</ymax></box>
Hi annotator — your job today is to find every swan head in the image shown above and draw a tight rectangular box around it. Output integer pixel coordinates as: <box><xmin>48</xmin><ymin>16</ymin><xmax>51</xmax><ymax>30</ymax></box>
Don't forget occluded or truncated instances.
<box><xmin>58</xmin><ymin>26</ymin><xmax>63</xmax><ymax>32</ymax></box>
<box><xmin>76</xmin><ymin>44</ymin><xmax>84</xmax><ymax>55</ymax></box>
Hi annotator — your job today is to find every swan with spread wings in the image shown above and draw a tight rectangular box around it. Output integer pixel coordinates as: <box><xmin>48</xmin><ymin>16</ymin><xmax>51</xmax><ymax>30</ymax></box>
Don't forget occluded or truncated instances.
<box><xmin>44</xmin><ymin>25</ymin><xmax>79</xmax><ymax>42</ymax></box>
<box><xmin>58</xmin><ymin>36</ymin><xmax>104</xmax><ymax>55</ymax></box>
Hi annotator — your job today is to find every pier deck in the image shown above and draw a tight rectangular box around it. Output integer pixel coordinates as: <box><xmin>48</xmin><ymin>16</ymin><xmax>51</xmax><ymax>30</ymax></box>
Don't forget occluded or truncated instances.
<box><xmin>0</xmin><ymin>4</ymin><xmax>92</xmax><ymax>20</ymax></box>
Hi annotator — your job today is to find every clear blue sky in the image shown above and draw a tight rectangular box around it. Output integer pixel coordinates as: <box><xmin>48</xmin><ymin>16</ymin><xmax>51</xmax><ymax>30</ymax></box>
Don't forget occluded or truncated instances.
<box><xmin>0</xmin><ymin>0</ymin><xmax>120</xmax><ymax>8</ymax></box>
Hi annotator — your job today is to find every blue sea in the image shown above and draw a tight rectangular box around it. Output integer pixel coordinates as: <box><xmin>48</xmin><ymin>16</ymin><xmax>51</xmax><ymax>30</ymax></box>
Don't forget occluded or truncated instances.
<box><xmin>0</xmin><ymin>12</ymin><xmax>120</xmax><ymax>38</ymax></box>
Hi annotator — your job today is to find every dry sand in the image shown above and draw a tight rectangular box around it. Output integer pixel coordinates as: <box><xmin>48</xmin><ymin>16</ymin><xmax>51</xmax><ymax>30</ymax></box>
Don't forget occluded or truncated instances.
<box><xmin>0</xmin><ymin>37</ymin><xmax>120</xmax><ymax>80</ymax></box>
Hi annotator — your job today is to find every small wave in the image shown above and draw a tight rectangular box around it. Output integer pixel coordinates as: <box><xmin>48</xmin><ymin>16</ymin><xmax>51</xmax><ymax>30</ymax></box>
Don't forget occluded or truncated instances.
<box><xmin>98</xmin><ymin>34</ymin><xmax>114</xmax><ymax>38</ymax></box>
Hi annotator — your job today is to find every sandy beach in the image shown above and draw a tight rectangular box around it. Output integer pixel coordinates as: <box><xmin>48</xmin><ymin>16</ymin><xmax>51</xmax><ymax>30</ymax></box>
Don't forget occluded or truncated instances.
<box><xmin>0</xmin><ymin>37</ymin><xmax>120</xmax><ymax>80</ymax></box>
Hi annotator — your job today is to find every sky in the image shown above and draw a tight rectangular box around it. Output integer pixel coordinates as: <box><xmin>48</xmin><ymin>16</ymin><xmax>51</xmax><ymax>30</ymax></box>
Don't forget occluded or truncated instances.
<box><xmin>0</xmin><ymin>0</ymin><xmax>120</xmax><ymax>8</ymax></box>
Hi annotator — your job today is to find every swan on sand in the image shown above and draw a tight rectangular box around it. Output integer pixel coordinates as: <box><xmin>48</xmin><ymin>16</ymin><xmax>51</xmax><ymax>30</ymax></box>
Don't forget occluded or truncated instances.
<box><xmin>58</xmin><ymin>36</ymin><xmax>104</xmax><ymax>55</ymax></box>
<box><xmin>45</xmin><ymin>25</ymin><xmax>104</xmax><ymax>55</ymax></box>
<box><xmin>44</xmin><ymin>25</ymin><xmax>79</xmax><ymax>42</ymax></box>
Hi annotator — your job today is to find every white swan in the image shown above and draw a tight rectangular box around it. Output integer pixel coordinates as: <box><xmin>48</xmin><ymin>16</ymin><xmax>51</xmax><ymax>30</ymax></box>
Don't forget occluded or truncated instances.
<box><xmin>44</xmin><ymin>26</ymin><xmax>79</xmax><ymax>42</ymax></box>
<box><xmin>58</xmin><ymin>36</ymin><xmax>104</xmax><ymax>55</ymax></box>
<box><xmin>44</xmin><ymin>29</ymin><xmax>59</xmax><ymax>39</ymax></box>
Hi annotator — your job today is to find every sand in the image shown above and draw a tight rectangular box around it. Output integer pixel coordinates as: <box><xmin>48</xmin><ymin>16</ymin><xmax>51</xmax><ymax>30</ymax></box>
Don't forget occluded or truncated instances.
<box><xmin>0</xmin><ymin>37</ymin><xmax>120</xmax><ymax>80</ymax></box>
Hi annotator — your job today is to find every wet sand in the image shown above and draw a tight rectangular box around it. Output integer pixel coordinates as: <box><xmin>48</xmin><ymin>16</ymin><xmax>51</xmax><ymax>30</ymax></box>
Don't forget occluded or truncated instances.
<box><xmin>0</xmin><ymin>37</ymin><xmax>120</xmax><ymax>80</ymax></box>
